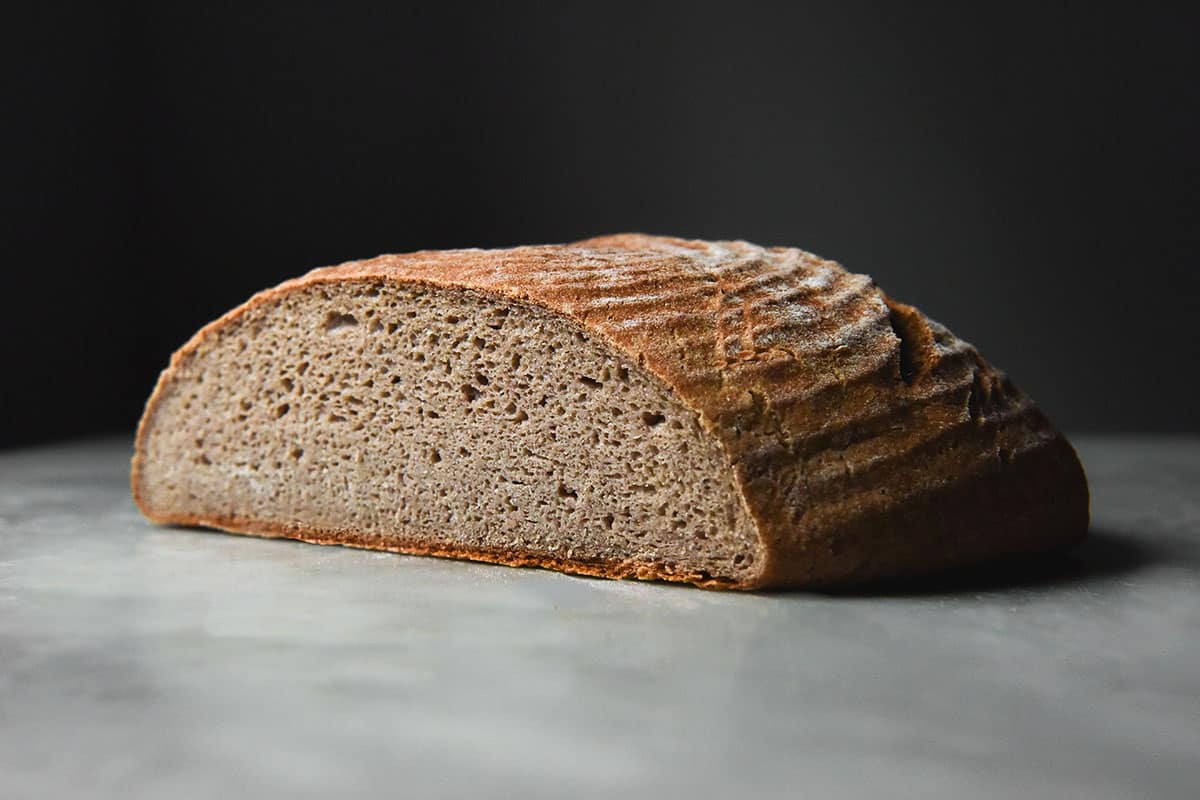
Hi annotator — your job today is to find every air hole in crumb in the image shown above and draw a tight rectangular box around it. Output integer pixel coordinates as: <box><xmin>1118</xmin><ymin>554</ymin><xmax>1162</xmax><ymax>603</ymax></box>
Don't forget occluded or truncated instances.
<box><xmin>641</xmin><ymin>412</ymin><xmax>666</xmax><ymax>427</ymax></box>
<box><xmin>458</xmin><ymin>446</ymin><xmax>471</xmax><ymax>457</ymax></box>
<box><xmin>616</xmin><ymin>365</ymin><xmax>629</xmax><ymax>383</ymax></box>
<box><xmin>274</xmin><ymin>403</ymin><xmax>290</xmax><ymax>418</ymax></box>
<box><xmin>475</xmin><ymin>372</ymin><xmax>490</xmax><ymax>386</ymax></box>
<box><xmin>369</xmin><ymin>320</ymin><xmax>383</xmax><ymax>333</ymax></box>
<box><xmin>578</xmin><ymin>375</ymin><xmax>602</xmax><ymax>389</ymax></box>
<box><xmin>430</xmin><ymin>449</ymin><xmax>442</xmax><ymax>464</ymax></box>
<box><xmin>281</xmin><ymin>377</ymin><xmax>294</xmax><ymax>392</ymax></box>
<box><xmin>328</xmin><ymin>413</ymin><xmax>345</xmax><ymax>423</ymax></box>
<box><xmin>324</xmin><ymin>312</ymin><xmax>359</xmax><ymax>331</ymax></box>
<box><xmin>512</xmin><ymin>410</ymin><xmax>528</xmax><ymax>422</ymax></box>
<box><xmin>511</xmin><ymin>353</ymin><xmax>522</xmax><ymax>369</ymax></box>
<box><xmin>602</xmin><ymin>513</ymin><xmax>614</xmax><ymax>530</ymax></box>
<box><xmin>557</xmin><ymin>483</ymin><xmax>578</xmax><ymax>499</ymax></box>
<box><xmin>289</xmin><ymin>446</ymin><xmax>304</xmax><ymax>460</ymax></box>
<box><xmin>461</xmin><ymin>385</ymin><xmax>480</xmax><ymax>402</ymax></box>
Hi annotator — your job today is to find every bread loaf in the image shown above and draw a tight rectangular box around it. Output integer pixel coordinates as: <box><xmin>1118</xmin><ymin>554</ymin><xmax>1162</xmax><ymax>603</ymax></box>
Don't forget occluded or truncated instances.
<box><xmin>132</xmin><ymin>234</ymin><xmax>1089</xmax><ymax>589</ymax></box>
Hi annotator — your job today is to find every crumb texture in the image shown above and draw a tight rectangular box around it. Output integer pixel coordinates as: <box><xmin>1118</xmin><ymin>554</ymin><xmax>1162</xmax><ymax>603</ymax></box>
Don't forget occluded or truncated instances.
<box><xmin>136</xmin><ymin>282</ymin><xmax>760</xmax><ymax>586</ymax></box>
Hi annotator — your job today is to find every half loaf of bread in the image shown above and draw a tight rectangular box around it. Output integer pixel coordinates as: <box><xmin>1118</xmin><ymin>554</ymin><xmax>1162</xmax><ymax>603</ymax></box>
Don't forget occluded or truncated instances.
<box><xmin>132</xmin><ymin>234</ymin><xmax>1088</xmax><ymax>589</ymax></box>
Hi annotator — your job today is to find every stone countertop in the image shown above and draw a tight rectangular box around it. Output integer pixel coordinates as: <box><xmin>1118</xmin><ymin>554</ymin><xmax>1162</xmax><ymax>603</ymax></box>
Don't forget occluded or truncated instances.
<box><xmin>1</xmin><ymin>436</ymin><xmax>1197</xmax><ymax>799</ymax></box>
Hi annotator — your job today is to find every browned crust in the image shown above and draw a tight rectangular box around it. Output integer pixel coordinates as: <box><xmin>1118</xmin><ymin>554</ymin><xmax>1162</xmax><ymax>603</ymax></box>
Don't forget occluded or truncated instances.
<box><xmin>139</xmin><ymin>509</ymin><xmax>744</xmax><ymax>590</ymax></box>
<box><xmin>132</xmin><ymin>234</ymin><xmax>1090</xmax><ymax>589</ymax></box>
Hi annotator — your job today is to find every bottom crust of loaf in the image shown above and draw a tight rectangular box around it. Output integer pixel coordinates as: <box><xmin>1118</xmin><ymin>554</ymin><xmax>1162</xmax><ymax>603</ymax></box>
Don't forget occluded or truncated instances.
<box><xmin>140</xmin><ymin>510</ymin><xmax>744</xmax><ymax>589</ymax></box>
<box><xmin>140</xmin><ymin>512</ymin><xmax>1087</xmax><ymax>591</ymax></box>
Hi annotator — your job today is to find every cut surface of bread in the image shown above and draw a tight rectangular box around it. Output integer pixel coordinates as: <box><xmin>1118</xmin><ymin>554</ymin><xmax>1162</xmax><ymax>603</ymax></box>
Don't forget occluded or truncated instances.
<box><xmin>133</xmin><ymin>234</ymin><xmax>1089</xmax><ymax>589</ymax></box>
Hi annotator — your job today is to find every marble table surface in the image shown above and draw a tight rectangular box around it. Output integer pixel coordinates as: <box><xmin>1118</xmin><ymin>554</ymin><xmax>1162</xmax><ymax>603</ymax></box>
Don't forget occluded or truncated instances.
<box><xmin>1</xmin><ymin>436</ymin><xmax>1197</xmax><ymax>799</ymax></box>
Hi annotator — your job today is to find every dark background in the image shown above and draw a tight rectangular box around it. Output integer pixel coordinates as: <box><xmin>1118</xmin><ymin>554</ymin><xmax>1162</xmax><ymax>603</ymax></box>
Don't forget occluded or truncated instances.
<box><xmin>3</xmin><ymin>2</ymin><xmax>1197</xmax><ymax>449</ymax></box>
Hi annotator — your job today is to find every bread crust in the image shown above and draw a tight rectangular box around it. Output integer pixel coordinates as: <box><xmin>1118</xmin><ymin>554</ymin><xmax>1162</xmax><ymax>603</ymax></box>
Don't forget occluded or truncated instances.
<box><xmin>133</xmin><ymin>234</ymin><xmax>1089</xmax><ymax>589</ymax></box>
<box><xmin>136</xmin><ymin>507</ymin><xmax>744</xmax><ymax>589</ymax></box>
